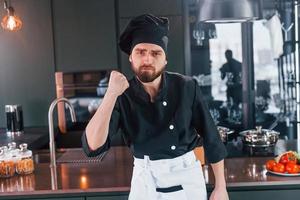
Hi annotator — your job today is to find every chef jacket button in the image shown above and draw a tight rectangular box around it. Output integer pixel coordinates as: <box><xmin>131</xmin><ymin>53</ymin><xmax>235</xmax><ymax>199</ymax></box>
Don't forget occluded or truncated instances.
<box><xmin>169</xmin><ymin>124</ymin><xmax>174</xmax><ymax>130</ymax></box>
<box><xmin>162</xmin><ymin>101</ymin><xmax>167</xmax><ymax>106</ymax></box>
<box><xmin>171</xmin><ymin>145</ymin><xmax>176</xmax><ymax>150</ymax></box>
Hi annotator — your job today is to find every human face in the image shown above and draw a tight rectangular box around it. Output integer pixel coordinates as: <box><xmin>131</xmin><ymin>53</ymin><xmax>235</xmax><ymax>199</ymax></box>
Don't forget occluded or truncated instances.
<box><xmin>129</xmin><ymin>43</ymin><xmax>167</xmax><ymax>83</ymax></box>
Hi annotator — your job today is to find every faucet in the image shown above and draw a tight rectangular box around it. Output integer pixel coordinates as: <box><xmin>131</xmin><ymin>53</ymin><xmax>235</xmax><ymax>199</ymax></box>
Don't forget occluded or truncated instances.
<box><xmin>48</xmin><ymin>97</ymin><xmax>76</xmax><ymax>167</ymax></box>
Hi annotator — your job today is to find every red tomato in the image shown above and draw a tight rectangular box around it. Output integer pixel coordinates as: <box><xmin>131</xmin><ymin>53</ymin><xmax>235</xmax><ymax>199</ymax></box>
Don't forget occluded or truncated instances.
<box><xmin>279</xmin><ymin>152</ymin><xmax>298</xmax><ymax>165</ymax></box>
<box><xmin>266</xmin><ymin>160</ymin><xmax>277</xmax><ymax>171</ymax></box>
<box><xmin>288</xmin><ymin>159</ymin><xmax>297</xmax><ymax>165</ymax></box>
<box><xmin>273</xmin><ymin>163</ymin><xmax>285</xmax><ymax>173</ymax></box>
<box><xmin>286</xmin><ymin>163</ymin><xmax>299</xmax><ymax>174</ymax></box>
<box><xmin>279</xmin><ymin>154</ymin><xmax>289</xmax><ymax>164</ymax></box>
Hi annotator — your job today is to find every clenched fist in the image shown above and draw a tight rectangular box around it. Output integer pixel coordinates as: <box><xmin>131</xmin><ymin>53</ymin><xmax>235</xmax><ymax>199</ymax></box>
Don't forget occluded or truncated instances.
<box><xmin>106</xmin><ymin>71</ymin><xmax>129</xmax><ymax>97</ymax></box>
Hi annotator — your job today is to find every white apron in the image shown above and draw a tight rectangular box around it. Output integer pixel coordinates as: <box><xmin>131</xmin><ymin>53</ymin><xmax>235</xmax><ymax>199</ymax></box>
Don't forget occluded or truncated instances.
<box><xmin>128</xmin><ymin>151</ymin><xmax>207</xmax><ymax>200</ymax></box>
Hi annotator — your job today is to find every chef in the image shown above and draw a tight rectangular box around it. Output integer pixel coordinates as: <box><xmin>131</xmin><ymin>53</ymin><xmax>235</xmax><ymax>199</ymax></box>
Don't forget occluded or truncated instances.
<box><xmin>82</xmin><ymin>14</ymin><xmax>228</xmax><ymax>200</ymax></box>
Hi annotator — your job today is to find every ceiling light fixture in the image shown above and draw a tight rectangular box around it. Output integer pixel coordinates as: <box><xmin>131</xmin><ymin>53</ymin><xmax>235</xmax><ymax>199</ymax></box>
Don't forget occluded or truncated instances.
<box><xmin>198</xmin><ymin>0</ymin><xmax>262</xmax><ymax>23</ymax></box>
<box><xmin>1</xmin><ymin>0</ymin><xmax>22</xmax><ymax>31</ymax></box>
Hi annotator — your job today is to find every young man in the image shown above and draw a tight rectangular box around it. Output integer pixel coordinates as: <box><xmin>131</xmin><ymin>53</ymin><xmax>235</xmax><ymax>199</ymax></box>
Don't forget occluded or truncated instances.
<box><xmin>82</xmin><ymin>14</ymin><xmax>228</xmax><ymax>200</ymax></box>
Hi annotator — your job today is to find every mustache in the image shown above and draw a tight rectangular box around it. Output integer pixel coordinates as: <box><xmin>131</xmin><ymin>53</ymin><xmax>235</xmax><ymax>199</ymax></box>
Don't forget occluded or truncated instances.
<box><xmin>140</xmin><ymin>65</ymin><xmax>155</xmax><ymax>70</ymax></box>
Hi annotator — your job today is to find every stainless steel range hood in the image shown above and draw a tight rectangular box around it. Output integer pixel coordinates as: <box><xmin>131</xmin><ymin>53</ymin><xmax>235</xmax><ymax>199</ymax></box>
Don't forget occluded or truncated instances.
<box><xmin>198</xmin><ymin>0</ymin><xmax>262</xmax><ymax>23</ymax></box>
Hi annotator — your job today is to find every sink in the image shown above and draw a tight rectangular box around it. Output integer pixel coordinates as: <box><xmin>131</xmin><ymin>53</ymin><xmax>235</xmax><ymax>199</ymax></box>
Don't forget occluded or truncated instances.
<box><xmin>56</xmin><ymin>148</ymin><xmax>106</xmax><ymax>163</ymax></box>
<box><xmin>33</xmin><ymin>148</ymin><xmax>106</xmax><ymax>164</ymax></box>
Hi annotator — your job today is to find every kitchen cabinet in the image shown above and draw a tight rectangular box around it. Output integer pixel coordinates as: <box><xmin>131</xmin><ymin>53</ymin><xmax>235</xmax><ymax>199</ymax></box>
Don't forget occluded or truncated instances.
<box><xmin>228</xmin><ymin>189</ymin><xmax>300</xmax><ymax>200</ymax></box>
<box><xmin>118</xmin><ymin>0</ymin><xmax>182</xmax><ymax>17</ymax></box>
<box><xmin>26</xmin><ymin>198</ymin><xmax>83</xmax><ymax>200</ymax></box>
<box><xmin>52</xmin><ymin>0</ymin><xmax>118</xmax><ymax>72</ymax></box>
<box><xmin>2</xmin><ymin>197</ymin><xmax>84</xmax><ymax>200</ymax></box>
<box><xmin>87</xmin><ymin>196</ymin><xmax>128</xmax><ymax>200</ymax></box>
<box><xmin>2</xmin><ymin>188</ymin><xmax>300</xmax><ymax>200</ymax></box>
<box><xmin>1</xmin><ymin>147</ymin><xmax>300</xmax><ymax>200</ymax></box>
<box><xmin>208</xmin><ymin>189</ymin><xmax>300</xmax><ymax>200</ymax></box>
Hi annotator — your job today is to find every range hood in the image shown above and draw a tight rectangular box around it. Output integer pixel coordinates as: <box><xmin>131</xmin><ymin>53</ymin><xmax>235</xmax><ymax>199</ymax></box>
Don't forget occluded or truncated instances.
<box><xmin>198</xmin><ymin>0</ymin><xmax>262</xmax><ymax>23</ymax></box>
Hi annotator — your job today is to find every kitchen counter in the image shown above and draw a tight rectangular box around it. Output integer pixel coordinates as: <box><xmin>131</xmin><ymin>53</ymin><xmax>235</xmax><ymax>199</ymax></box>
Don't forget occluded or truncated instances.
<box><xmin>1</xmin><ymin>147</ymin><xmax>300</xmax><ymax>200</ymax></box>
<box><xmin>1</xmin><ymin>126</ymin><xmax>295</xmax><ymax>158</ymax></box>
<box><xmin>0</xmin><ymin>126</ymin><xmax>82</xmax><ymax>150</ymax></box>
<box><xmin>0</xmin><ymin>127</ymin><xmax>50</xmax><ymax>150</ymax></box>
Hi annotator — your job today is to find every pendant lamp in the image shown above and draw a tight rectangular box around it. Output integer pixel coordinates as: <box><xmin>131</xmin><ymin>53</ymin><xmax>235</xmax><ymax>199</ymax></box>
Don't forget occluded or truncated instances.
<box><xmin>198</xmin><ymin>0</ymin><xmax>262</xmax><ymax>23</ymax></box>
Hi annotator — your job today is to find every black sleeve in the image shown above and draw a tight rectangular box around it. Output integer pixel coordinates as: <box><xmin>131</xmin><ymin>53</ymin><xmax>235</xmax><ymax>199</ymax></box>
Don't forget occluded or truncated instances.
<box><xmin>82</xmin><ymin>100</ymin><xmax>121</xmax><ymax>157</ymax></box>
<box><xmin>191</xmin><ymin>80</ymin><xmax>227</xmax><ymax>163</ymax></box>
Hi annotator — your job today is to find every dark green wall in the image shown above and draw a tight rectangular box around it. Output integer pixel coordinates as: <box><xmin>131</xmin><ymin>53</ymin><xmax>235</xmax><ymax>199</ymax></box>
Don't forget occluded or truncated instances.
<box><xmin>0</xmin><ymin>0</ymin><xmax>55</xmax><ymax>127</ymax></box>
<box><xmin>0</xmin><ymin>0</ymin><xmax>186</xmax><ymax>128</ymax></box>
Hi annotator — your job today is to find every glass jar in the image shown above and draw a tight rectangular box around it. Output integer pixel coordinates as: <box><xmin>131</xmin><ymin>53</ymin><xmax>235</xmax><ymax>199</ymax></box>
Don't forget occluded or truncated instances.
<box><xmin>16</xmin><ymin>143</ymin><xmax>34</xmax><ymax>175</ymax></box>
<box><xmin>8</xmin><ymin>142</ymin><xmax>19</xmax><ymax>161</ymax></box>
<box><xmin>8</xmin><ymin>142</ymin><xmax>17</xmax><ymax>151</ymax></box>
<box><xmin>0</xmin><ymin>146</ymin><xmax>16</xmax><ymax>178</ymax></box>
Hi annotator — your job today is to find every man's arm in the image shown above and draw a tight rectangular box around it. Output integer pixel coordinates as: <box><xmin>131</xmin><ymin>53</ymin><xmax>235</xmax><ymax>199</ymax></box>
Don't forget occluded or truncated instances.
<box><xmin>220</xmin><ymin>65</ymin><xmax>226</xmax><ymax>80</ymax></box>
<box><xmin>190</xmin><ymin>79</ymin><xmax>228</xmax><ymax>199</ymax></box>
<box><xmin>85</xmin><ymin>71</ymin><xmax>129</xmax><ymax>151</ymax></box>
<box><xmin>209</xmin><ymin>159</ymin><xmax>229</xmax><ymax>200</ymax></box>
<box><xmin>211</xmin><ymin>159</ymin><xmax>226</xmax><ymax>189</ymax></box>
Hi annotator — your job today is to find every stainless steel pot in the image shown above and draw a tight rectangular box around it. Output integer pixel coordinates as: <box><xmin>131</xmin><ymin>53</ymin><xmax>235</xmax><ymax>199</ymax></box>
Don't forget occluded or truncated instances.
<box><xmin>97</xmin><ymin>77</ymin><xmax>108</xmax><ymax>97</ymax></box>
<box><xmin>217</xmin><ymin>126</ymin><xmax>234</xmax><ymax>143</ymax></box>
<box><xmin>239</xmin><ymin>126</ymin><xmax>280</xmax><ymax>147</ymax></box>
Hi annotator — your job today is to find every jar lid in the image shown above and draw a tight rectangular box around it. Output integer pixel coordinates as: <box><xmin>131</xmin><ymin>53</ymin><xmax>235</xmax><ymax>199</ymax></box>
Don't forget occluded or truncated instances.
<box><xmin>19</xmin><ymin>143</ymin><xmax>28</xmax><ymax>151</ymax></box>
<box><xmin>0</xmin><ymin>146</ymin><xmax>14</xmax><ymax>161</ymax></box>
<box><xmin>0</xmin><ymin>146</ymin><xmax>8</xmax><ymax>153</ymax></box>
<box><xmin>8</xmin><ymin>142</ymin><xmax>17</xmax><ymax>150</ymax></box>
<box><xmin>19</xmin><ymin>143</ymin><xmax>32</xmax><ymax>157</ymax></box>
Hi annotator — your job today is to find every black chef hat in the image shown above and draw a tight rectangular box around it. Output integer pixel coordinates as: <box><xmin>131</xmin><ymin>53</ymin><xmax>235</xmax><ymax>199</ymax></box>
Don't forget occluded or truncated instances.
<box><xmin>119</xmin><ymin>14</ymin><xmax>169</xmax><ymax>55</ymax></box>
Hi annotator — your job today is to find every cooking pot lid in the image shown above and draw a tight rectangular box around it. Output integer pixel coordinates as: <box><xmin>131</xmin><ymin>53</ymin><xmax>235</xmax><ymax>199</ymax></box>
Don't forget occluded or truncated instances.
<box><xmin>239</xmin><ymin>126</ymin><xmax>280</xmax><ymax>136</ymax></box>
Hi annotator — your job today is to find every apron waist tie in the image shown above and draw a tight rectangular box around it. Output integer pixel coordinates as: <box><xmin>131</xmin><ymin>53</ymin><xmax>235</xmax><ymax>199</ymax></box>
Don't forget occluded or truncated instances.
<box><xmin>142</xmin><ymin>155</ymin><xmax>158</xmax><ymax>199</ymax></box>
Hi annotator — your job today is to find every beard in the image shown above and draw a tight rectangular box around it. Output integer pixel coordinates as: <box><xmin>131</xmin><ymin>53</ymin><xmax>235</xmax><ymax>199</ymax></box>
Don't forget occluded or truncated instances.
<box><xmin>131</xmin><ymin>64</ymin><xmax>165</xmax><ymax>83</ymax></box>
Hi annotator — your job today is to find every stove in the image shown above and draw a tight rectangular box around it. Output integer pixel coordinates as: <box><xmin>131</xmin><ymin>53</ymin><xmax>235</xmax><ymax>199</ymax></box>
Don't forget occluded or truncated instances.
<box><xmin>243</xmin><ymin>145</ymin><xmax>275</xmax><ymax>156</ymax></box>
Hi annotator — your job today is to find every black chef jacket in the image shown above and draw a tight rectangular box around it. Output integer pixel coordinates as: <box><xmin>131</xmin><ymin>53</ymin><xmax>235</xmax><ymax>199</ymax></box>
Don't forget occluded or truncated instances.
<box><xmin>82</xmin><ymin>71</ymin><xmax>227</xmax><ymax>163</ymax></box>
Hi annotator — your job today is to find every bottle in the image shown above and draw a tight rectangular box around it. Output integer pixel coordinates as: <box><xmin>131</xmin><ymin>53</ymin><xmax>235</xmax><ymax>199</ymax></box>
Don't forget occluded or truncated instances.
<box><xmin>16</xmin><ymin>144</ymin><xmax>34</xmax><ymax>175</ymax></box>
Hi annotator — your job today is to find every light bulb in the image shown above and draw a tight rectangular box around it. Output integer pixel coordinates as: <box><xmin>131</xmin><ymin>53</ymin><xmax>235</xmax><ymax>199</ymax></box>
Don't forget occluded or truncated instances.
<box><xmin>1</xmin><ymin>6</ymin><xmax>22</xmax><ymax>32</ymax></box>
<box><xmin>1</xmin><ymin>14</ymin><xmax>22</xmax><ymax>31</ymax></box>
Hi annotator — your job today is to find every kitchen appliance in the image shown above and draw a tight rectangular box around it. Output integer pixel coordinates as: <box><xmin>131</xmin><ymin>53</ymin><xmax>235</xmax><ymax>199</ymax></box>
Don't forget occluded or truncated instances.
<box><xmin>55</xmin><ymin>70</ymin><xmax>110</xmax><ymax>133</ymax></box>
<box><xmin>5</xmin><ymin>105</ymin><xmax>24</xmax><ymax>136</ymax></box>
<box><xmin>239</xmin><ymin>126</ymin><xmax>280</xmax><ymax>156</ymax></box>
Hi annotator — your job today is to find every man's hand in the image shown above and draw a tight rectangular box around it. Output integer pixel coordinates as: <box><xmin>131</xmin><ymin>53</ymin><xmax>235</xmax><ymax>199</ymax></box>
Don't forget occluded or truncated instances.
<box><xmin>209</xmin><ymin>186</ymin><xmax>229</xmax><ymax>200</ymax></box>
<box><xmin>106</xmin><ymin>71</ymin><xmax>129</xmax><ymax>96</ymax></box>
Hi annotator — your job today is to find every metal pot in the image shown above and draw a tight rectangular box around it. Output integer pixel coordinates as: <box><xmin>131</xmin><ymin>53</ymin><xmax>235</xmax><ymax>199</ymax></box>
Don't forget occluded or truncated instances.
<box><xmin>217</xmin><ymin>126</ymin><xmax>234</xmax><ymax>143</ymax></box>
<box><xmin>239</xmin><ymin>126</ymin><xmax>280</xmax><ymax>147</ymax></box>
<box><xmin>97</xmin><ymin>77</ymin><xmax>108</xmax><ymax>97</ymax></box>
<box><xmin>97</xmin><ymin>84</ymin><xmax>108</xmax><ymax>97</ymax></box>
